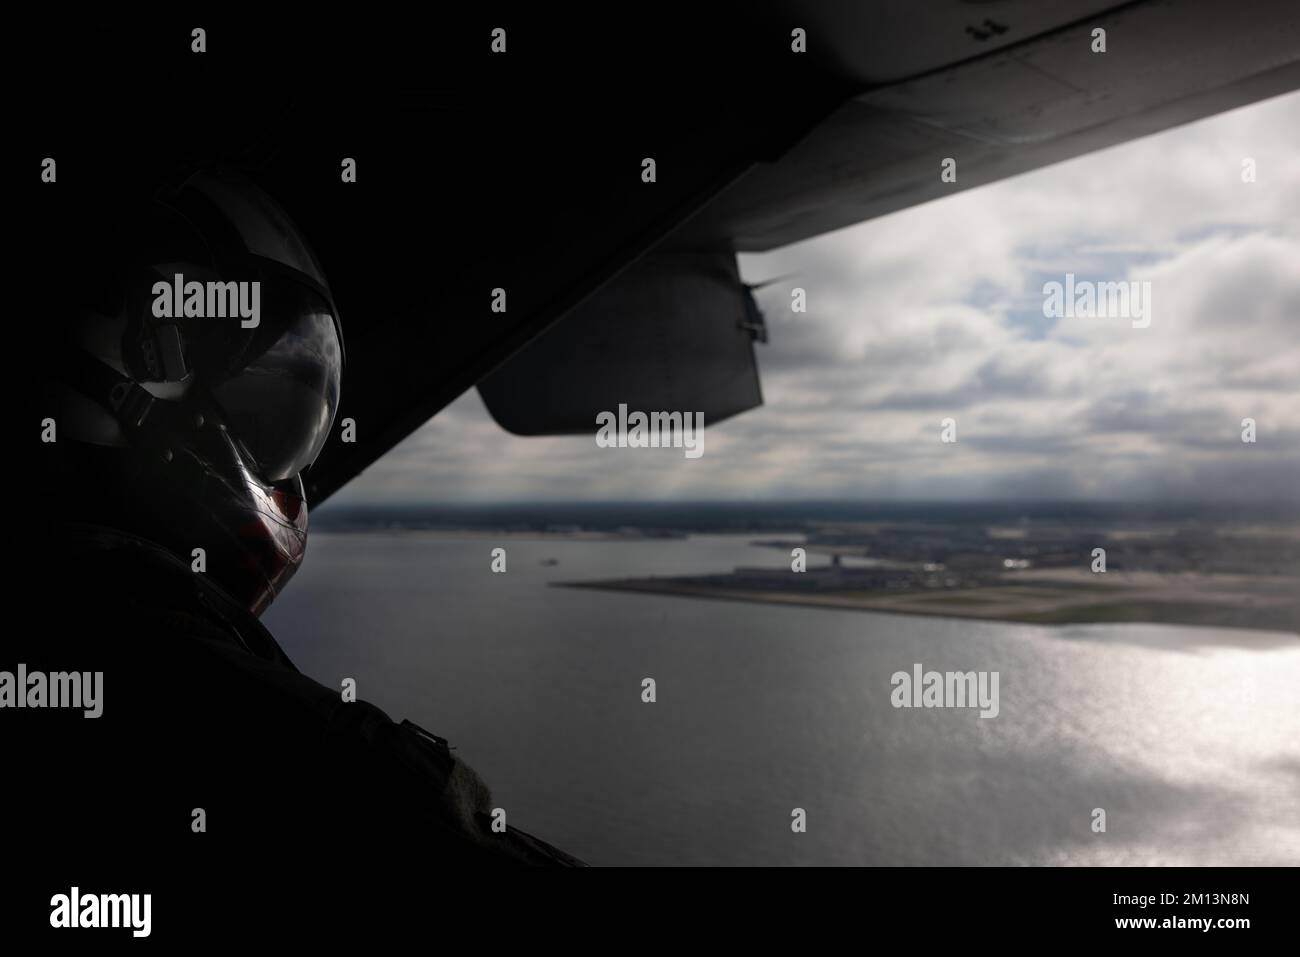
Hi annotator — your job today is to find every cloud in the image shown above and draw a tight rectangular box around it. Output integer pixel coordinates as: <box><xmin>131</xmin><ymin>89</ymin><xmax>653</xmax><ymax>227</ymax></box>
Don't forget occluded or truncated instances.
<box><xmin>331</xmin><ymin>90</ymin><xmax>1300</xmax><ymax>506</ymax></box>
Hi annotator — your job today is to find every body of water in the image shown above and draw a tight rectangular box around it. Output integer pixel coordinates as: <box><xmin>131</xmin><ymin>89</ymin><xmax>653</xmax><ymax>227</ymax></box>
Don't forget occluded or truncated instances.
<box><xmin>265</xmin><ymin>531</ymin><xmax>1300</xmax><ymax>866</ymax></box>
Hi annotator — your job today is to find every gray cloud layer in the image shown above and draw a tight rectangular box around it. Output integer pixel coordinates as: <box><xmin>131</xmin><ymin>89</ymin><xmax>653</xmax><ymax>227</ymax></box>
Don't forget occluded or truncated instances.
<box><xmin>334</xmin><ymin>91</ymin><xmax>1300</xmax><ymax>505</ymax></box>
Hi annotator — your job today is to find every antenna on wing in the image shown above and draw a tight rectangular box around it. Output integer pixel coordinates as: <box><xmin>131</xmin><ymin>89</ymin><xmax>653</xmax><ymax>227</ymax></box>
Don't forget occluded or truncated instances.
<box><xmin>744</xmin><ymin>273</ymin><xmax>798</xmax><ymax>291</ymax></box>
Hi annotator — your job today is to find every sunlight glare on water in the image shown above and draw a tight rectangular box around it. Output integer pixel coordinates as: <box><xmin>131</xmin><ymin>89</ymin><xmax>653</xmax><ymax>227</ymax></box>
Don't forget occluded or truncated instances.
<box><xmin>268</xmin><ymin>532</ymin><xmax>1300</xmax><ymax>866</ymax></box>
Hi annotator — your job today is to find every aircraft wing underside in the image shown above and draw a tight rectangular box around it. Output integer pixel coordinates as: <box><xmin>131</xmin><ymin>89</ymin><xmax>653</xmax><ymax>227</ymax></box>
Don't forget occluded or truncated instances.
<box><xmin>22</xmin><ymin>2</ymin><xmax>1300</xmax><ymax>502</ymax></box>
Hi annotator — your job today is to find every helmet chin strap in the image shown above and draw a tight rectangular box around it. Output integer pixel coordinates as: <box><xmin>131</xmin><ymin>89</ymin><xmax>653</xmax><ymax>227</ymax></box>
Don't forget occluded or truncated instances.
<box><xmin>49</xmin><ymin>345</ymin><xmax>204</xmax><ymax>453</ymax></box>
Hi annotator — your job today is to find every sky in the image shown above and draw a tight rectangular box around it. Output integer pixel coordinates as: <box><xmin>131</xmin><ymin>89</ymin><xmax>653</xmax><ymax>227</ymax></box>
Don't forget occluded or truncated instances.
<box><xmin>331</xmin><ymin>90</ymin><xmax>1300</xmax><ymax>506</ymax></box>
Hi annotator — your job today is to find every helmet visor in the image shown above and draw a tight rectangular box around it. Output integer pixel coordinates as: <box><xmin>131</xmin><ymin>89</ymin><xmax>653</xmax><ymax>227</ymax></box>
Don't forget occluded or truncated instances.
<box><xmin>208</xmin><ymin>293</ymin><xmax>342</xmax><ymax>483</ymax></box>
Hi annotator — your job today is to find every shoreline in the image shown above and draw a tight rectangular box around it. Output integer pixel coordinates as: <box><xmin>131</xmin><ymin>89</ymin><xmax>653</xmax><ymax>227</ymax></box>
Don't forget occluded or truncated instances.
<box><xmin>557</xmin><ymin>575</ymin><xmax>1300</xmax><ymax>635</ymax></box>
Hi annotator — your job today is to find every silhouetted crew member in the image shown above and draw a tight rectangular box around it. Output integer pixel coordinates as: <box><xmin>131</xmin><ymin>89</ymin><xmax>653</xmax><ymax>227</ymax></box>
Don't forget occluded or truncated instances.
<box><xmin>5</xmin><ymin>169</ymin><xmax>581</xmax><ymax>884</ymax></box>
